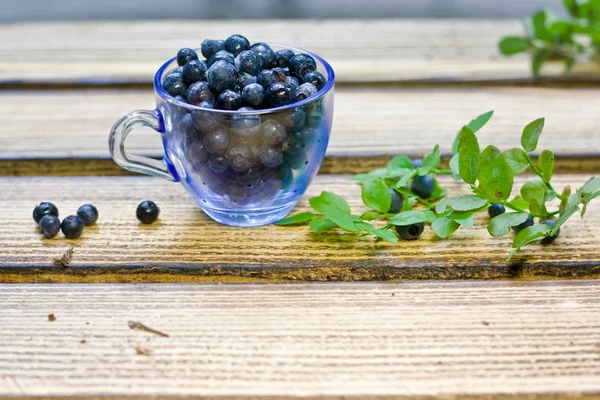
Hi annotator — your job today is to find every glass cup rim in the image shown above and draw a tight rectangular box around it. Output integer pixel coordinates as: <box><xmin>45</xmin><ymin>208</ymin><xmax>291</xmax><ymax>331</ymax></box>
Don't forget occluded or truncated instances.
<box><xmin>153</xmin><ymin>42</ymin><xmax>335</xmax><ymax>115</ymax></box>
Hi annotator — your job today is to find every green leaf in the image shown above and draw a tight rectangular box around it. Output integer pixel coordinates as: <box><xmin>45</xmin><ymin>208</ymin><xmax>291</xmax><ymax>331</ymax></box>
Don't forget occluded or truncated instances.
<box><xmin>274</xmin><ymin>212</ymin><xmax>318</xmax><ymax>226</ymax></box>
<box><xmin>521</xmin><ymin>179</ymin><xmax>548</xmax><ymax>212</ymax></box>
<box><xmin>582</xmin><ymin>177</ymin><xmax>600</xmax><ymax>195</ymax></box>
<box><xmin>395</xmin><ymin>169</ymin><xmax>418</xmax><ymax>188</ymax></box>
<box><xmin>430</xmin><ymin>177</ymin><xmax>446</xmax><ymax>200</ymax></box>
<box><xmin>531</xmin><ymin>10</ymin><xmax>551</xmax><ymax>41</ymax></box>
<box><xmin>521</xmin><ymin>118</ymin><xmax>545</xmax><ymax>153</ymax></box>
<box><xmin>432</xmin><ymin>217</ymin><xmax>460</xmax><ymax>239</ymax></box>
<box><xmin>503</xmin><ymin>148</ymin><xmax>529</xmax><ymax>175</ymax></box>
<box><xmin>361</xmin><ymin>211</ymin><xmax>382</xmax><ymax>221</ymax></box>
<box><xmin>309</xmin><ymin>218</ymin><xmax>337</xmax><ymax>233</ymax></box>
<box><xmin>498</xmin><ymin>36</ymin><xmax>531</xmax><ymax>55</ymax></box>
<box><xmin>449</xmin><ymin>154</ymin><xmax>461</xmax><ymax>180</ymax></box>
<box><xmin>564</xmin><ymin>0</ymin><xmax>579</xmax><ymax>17</ymax></box>
<box><xmin>510</xmin><ymin>195</ymin><xmax>530</xmax><ymax>211</ymax></box>
<box><xmin>362</xmin><ymin>179</ymin><xmax>392</xmax><ymax>213</ymax></box>
<box><xmin>531</xmin><ymin>49</ymin><xmax>549</xmax><ymax>77</ymax></box>
<box><xmin>389</xmin><ymin>210</ymin><xmax>436</xmax><ymax>226</ymax></box>
<box><xmin>458</xmin><ymin>126</ymin><xmax>480</xmax><ymax>184</ymax></box>
<box><xmin>352</xmin><ymin>167</ymin><xmax>413</xmax><ymax>183</ymax></box>
<box><xmin>419</xmin><ymin>145</ymin><xmax>440</xmax><ymax>175</ymax></box>
<box><xmin>553</xmin><ymin>204</ymin><xmax>579</xmax><ymax>233</ymax></box>
<box><xmin>538</xmin><ymin>150</ymin><xmax>554</xmax><ymax>182</ymax></box>
<box><xmin>558</xmin><ymin>186</ymin><xmax>572</xmax><ymax>214</ymax></box>
<box><xmin>487</xmin><ymin>212</ymin><xmax>530</xmax><ymax>237</ymax></box>
<box><xmin>478</xmin><ymin>145</ymin><xmax>515</xmax><ymax>200</ymax></box>
<box><xmin>309</xmin><ymin>192</ymin><xmax>357</xmax><ymax>232</ymax></box>
<box><xmin>387</xmin><ymin>155</ymin><xmax>413</xmax><ymax>170</ymax></box>
<box><xmin>402</xmin><ymin>197</ymin><xmax>413</xmax><ymax>211</ymax></box>
<box><xmin>513</xmin><ymin>223</ymin><xmax>552</xmax><ymax>248</ymax></box>
<box><xmin>451</xmin><ymin>211</ymin><xmax>474</xmax><ymax>227</ymax></box>
<box><xmin>452</xmin><ymin>111</ymin><xmax>494</xmax><ymax>154</ymax></box>
<box><xmin>446</xmin><ymin>195</ymin><xmax>489</xmax><ymax>212</ymax></box>
<box><xmin>374</xmin><ymin>229</ymin><xmax>399</xmax><ymax>244</ymax></box>
<box><xmin>436</xmin><ymin>197</ymin><xmax>450</xmax><ymax>214</ymax></box>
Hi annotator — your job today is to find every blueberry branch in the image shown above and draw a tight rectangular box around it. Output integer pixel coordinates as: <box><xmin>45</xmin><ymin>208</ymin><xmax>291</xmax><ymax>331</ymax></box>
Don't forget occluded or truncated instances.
<box><xmin>525</xmin><ymin>154</ymin><xmax>566</xmax><ymax>201</ymax></box>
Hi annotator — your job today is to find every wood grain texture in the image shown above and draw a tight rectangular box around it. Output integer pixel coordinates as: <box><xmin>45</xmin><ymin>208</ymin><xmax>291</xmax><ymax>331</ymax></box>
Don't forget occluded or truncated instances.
<box><xmin>2</xmin><ymin>175</ymin><xmax>600</xmax><ymax>283</ymax></box>
<box><xmin>1</xmin><ymin>281</ymin><xmax>600</xmax><ymax>398</ymax></box>
<box><xmin>2</xmin><ymin>86</ymin><xmax>600</xmax><ymax>175</ymax></box>
<box><xmin>1</xmin><ymin>20</ymin><xmax>599</xmax><ymax>84</ymax></box>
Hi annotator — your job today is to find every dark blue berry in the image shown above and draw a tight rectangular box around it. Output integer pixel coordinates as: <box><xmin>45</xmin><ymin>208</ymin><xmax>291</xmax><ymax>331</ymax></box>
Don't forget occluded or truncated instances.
<box><xmin>258</xmin><ymin>147</ymin><xmax>284</xmax><ymax>168</ymax></box>
<box><xmin>389</xmin><ymin>188</ymin><xmax>403</xmax><ymax>213</ymax></box>
<box><xmin>231</xmin><ymin>109</ymin><xmax>260</xmax><ymax>135</ymax></box>
<box><xmin>182</xmin><ymin>59</ymin><xmax>207</xmax><ymax>85</ymax></box>
<box><xmin>302</xmin><ymin>71</ymin><xmax>326</xmax><ymax>90</ymax></box>
<box><xmin>540</xmin><ymin>220</ymin><xmax>560</xmax><ymax>244</ymax></box>
<box><xmin>286</xmin><ymin>76</ymin><xmax>299</xmax><ymax>90</ymax></box>
<box><xmin>265</xmin><ymin>82</ymin><xmax>296</xmax><ymax>108</ymax></box>
<box><xmin>272</xmin><ymin>67</ymin><xmax>290</xmax><ymax>76</ymax></box>
<box><xmin>257</xmin><ymin>69</ymin><xmax>285</xmax><ymax>88</ymax></box>
<box><xmin>186</xmin><ymin>81</ymin><xmax>214</xmax><ymax>105</ymax></box>
<box><xmin>174</xmin><ymin>95</ymin><xmax>188</xmax><ymax>103</ymax></box>
<box><xmin>236</xmin><ymin>72</ymin><xmax>257</xmax><ymax>90</ymax></box>
<box><xmin>33</xmin><ymin>202</ymin><xmax>59</xmax><ymax>224</ymax></box>
<box><xmin>411</xmin><ymin>175</ymin><xmax>435</xmax><ymax>199</ymax></box>
<box><xmin>208</xmin><ymin>155</ymin><xmax>228</xmax><ymax>173</ymax></box>
<box><xmin>295</xmin><ymin>82</ymin><xmax>318</xmax><ymax>101</ymax></box>
<box><xmin>136</xmin><ymin>201</ymin><xmax>160</xmax><ymax>224</ymax></box>
<box><xmin>225</xmin><ymin>34</ymin><xmax>250</xmax><ymax>57</ymax></box>
<box><xmin>39</xmin><ymin>215</ymin><xmax>61</xmax><ymax>239</ymax></box>
<box><xmin>61</xmin><ymin>215</ymin><xmax>84</xmax><ymax>239</ymax></box>
<box><xmin>395</xmin><ymin>223</ymin><xmax>425</xmax><ymax>240</ymax></box>
<box><xmin>198</xmin><ymin>100</ymin><xmax>215</xmax><ymax>109</ymax></box>
<box><xmin>227</xmin><ymin>146</ymin><xmax>257</xmax><ymax>171</ymax></box>
<box><xmin>208</xmin><ymin>50</ymin><xmax>235</xmax><ymax>67</ymax></box>
<box><xmin>275</xmin><ymin>49</ymin><xmax>295</xmax><ymax>67</ymax></box>
<box><xmin>162</xmin><ymin>72</ymin><xmax>188</xmax><ymax>97</ymax></box>
<box><xmin>512</xmin><ymin>216</ymin><xmax>534</xmax><ymax>233</ymax></box>
<box><xmin>281</xmin><ymin>107</ymin><xmax>305</xmax><ymax>130</ymax></box>
<box><xmin>411</xmin><ymin>158</ymin><xmax>423</xmax><ymax>169</ymax></box>
<box><xmin>488</xmin><ymin>203</ymin><xmax>506</xmax><ymax>219</ymax></box>
<box><xmin>250</xmin><ymin>42</ymin><xmax>276</xmax><ymax>68</ymax></box>
<box><xmin>261</xmin><ymin>120</ymin><xmax>286</xmax><ymax>145</ymax></box>
<box><xmin>173</xmin><ymin>66</ymin><xmax>184</xmax><ymax>74</ymax></box>
<box><xmin>77</xmin><ymin>204</ymin><xmax>98</xmax><ymax>226</ymax></box>
<box><xmin>217</xmin><ymin>90</ymin><xmax>242</xmax><ymax>110</ymax></box>
<box><xmin>176</xmin><ymin>48</ymin><xmax>198</xmax><ymax>66</ymax></box>
<box><xmin>289</xmin><ymin>53</ymin><xmax>316</xmax><ymax>79</ymax></box>
<box><xmin>234</xmin><ymin>50</ymin><xmax>262</xmax><ymax>76</ymax></box>
<box><xmin>204</xmin><ymin>129</ymin><xmax>230</xmax><ymax>155</ymax></box>
<box><xmin>207</xmin><ymin>60</ymin><xmax>237</xmax><ymax>92</ymax></box>
<box><xmin>241</xmin><ymin>83</ymin><xmax>265</xmax><ymax>108</ymax></box>
<box><xmin>201</xmin><ymin>39</ymin><xmax>225</xmax><ymax>59</ymax></box>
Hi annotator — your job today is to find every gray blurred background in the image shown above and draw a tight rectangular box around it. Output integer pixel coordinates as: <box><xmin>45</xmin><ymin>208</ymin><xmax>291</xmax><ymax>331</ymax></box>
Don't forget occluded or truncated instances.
<box><xmin>2</xmin><ymin>0</ymin><xmax>565</xmax><ymax>22</ymax></box>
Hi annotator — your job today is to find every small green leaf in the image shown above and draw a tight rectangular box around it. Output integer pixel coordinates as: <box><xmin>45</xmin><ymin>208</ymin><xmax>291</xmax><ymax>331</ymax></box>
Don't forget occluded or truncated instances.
<box><xmin>582</xmin><ymin>177</ymin><xmax>600</xmax><ymax>195</ymax></box>
<box><xmin>521</xmin><ymin>118</ymin><xmax>545</xmax><ymax>153</ymax></box>
<box><xmin>387</xmin><ymin>155</ymin><xmax>413</xmax><ymax>170</ymax></box>
<box><xmin>309</xmin><ymin>192</ymin><xmax>357</xmax><ymax>232</ymax></box>
<box><xmin>361</xmin><ymin>211</ymin><xmax>382</xmax><ymax>221</ymax></box>
<box><xmin>432</xmin><ymin>217</ymin><xmax>460</xmax><ymax>239</ymax></box>
<box><xmin>531</xmin><ymin>49</ymin><xmax>549</xmax><ymax>77</ymax></box>
<box><xmin>510</xmin><ymin>195</ymin><xmax>530</xmax><ymax>211</ymax></box>
<box><xmin>531</xmin><ymin>10</ymin><xmax>551</xmax><ymax>41</ymax></box>
<box><xmin>558</xmin><ymin>186</ymin><xmax>572</xmax><ymax>214</ymax></box>
<box><xmin>564</xmin><ymin>0</ymin><xmax>579</xmax><ymax>17</ymax></box>
<box><xmin>513</xmin><ymin>223</ymin><xmax>552</xmax><ymax>249</ymax></box>
<box><xmin>419</xmin><ymin>145</ymin><xmax>440</xmax><ymax>175</ymax></box>
<box><xmin>487</xmin><ymin>212</ymin><xmax>530</xmax><ymax>237</ymax></box>
<box><xmin>498</xmin><ymin>37</ymin><xmax>531</xmax><ymax>55</ymax></box>
<box><xmin>402</xmin><ymin>197</ymin><xmax>413</xmax><ymax>211</ymax></box>
<box><xmin>446</xmin><ymin>195</ymin><xmax>489</xmax><ymax>212</ymax></box>
<box><xmin>538</xmin><ymin>150</ymin><xmax>554</xmax><ymax>182</ymax></box>
<box><xmin>452</xmin><ymin>111</ymin><xmax>494</xmax><ymax>153</ymax></box>
<box><xmin>352</xmin><ymin>167</ymin><xmax>413</xmax><ymax>183</ymax></box>
<box><xmin>374</xmin><ymin>229</ymin><xmax>399</xmax><ymax>244</ymax></box>
<box><xmin>478</xmin><ymin>145</ymin><xmax>515</xmax><ymax>200</ymax></box>
<box><xmin>458</xmin><ymin>126</ymin><xmax>480</xmax><ymax>184</ymax></box>
<box><xmin>436</xmin><ymin>197</ymin><xmax>450</xmax><ymax>214</ymax></box>
<box><xmin>362</xmin><ymin>179</ymin><xmax>392</xmax><ymax>214</ymax></box>
<box><xmin>521</xmin><ymin>179</ymin><xmax>547</xmax><ymax>211</ymax></box>
<box><xmin>451</xmin><ymin>211</ymin><xmax>474</xmax><ymax>227</ymax></box>
<box><xmin>430</xmin><ymin>177</ymin><xmax>446</xmax><ymax>201</ymax></box>
<box><xmin>449</xmin><ymin>154</ymin><xmax>461</xmax><ymax>180</ymax></box>
<box><xmin>503</xmin><ymin>148</ymin><xmax>529</xmax><ymax>175</ymax></box>
<box><xmin>395</xmin><ymin>169</ymin><xmax>418</xmax><ymax>188</ymax></box>
<box><xmin>309</xmin><ymin>218</ymin><xmax>337</xmax><ymax>233</ymax></box>
<box><xmin>274</xmin><ymin>212</ymin><xmax>318</xmax><ymax>226</ymax></box>
<box><xmin>389</xmin><ymin>210</ymin><xmax>436</xmax><ymax>226</ymax></box>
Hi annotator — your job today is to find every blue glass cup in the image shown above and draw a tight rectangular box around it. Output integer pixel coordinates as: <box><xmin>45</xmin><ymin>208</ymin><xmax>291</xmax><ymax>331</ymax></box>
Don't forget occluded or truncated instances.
<box><xmin>109</xmin><ymin>44</ymin><xmax>335</xmax><ymax>227</ymax></box>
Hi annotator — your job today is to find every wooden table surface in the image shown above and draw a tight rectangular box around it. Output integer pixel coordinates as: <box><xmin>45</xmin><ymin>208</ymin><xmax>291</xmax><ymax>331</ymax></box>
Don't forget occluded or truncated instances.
<box><xmin>2</xmin><ymin>19</ymin><xmax>600</xmax><ymax>399</ymax></box>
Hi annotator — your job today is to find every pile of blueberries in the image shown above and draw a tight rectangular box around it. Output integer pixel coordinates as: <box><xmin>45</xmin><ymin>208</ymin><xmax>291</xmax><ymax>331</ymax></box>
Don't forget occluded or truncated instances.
<box><xmin>162</xmin><ymin>34</ymin><xmax>326</xmax><ymax>110</ymax></box>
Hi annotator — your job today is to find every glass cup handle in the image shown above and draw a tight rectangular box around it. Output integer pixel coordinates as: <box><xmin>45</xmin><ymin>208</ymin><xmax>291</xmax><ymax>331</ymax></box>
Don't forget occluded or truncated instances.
<box><xmin>108</xmin><ymin>109</ymin><xmax>177</xmax><ymax>181</ymax></box>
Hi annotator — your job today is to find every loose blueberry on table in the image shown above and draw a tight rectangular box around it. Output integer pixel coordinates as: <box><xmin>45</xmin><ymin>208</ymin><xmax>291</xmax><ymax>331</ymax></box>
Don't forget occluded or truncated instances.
<box><xmin>61</xmin><ymin>215</ymin><xmax>85</xmax><ymax>239</ymax></box>
<box><xmin>137</xmin><ymin>201</ymin><xmax>161</xmax><ymax>224</ymax></box>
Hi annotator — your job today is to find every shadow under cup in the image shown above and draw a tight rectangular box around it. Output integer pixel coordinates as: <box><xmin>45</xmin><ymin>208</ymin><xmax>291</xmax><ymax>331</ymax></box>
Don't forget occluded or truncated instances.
<box><xmin>156</xmin><ymin>45</ymin><xmax>334</xmax><ymax>227</ymax></box>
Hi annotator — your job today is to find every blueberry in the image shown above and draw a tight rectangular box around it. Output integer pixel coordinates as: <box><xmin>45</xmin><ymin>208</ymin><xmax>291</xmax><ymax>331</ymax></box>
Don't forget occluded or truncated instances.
<box><xmin>395</xmin><ymin>223</ymin><xmax>425</xmax><ymax>240</ymax></box>
<box><xmin>174</xmin><ymin>95</ymin><xmax>188</xmax><ymax>103</ymax></box>
<box><xmin>234</xmin><ymin>50</ymin><xmax>262</xmax><ymax>76</ymax></box>
<box><xmin>191</xmin><ymin>109</ymin><xmax>220</xmax><ymax>132</ymax></box>
<box><xmin>201</xmin><ymin>39</ymin><xmax>225</xmax><ymax>59</ymax></box>
<box><xmin>265</xmin><ymin>82</ymin><xmax>296</xmax><ymax>108</ymax></box>
<box><xmin>295</xmin><ymin>82</ymin><xmax>318</xmax><ymax>101</ymax></box>
<box><xmin>257</xmin><ymin>69</ymin><xmax>285</xmax><ymax>89</ymax></box>
<box><xmin>302</xmin><ymin>71</ymin><xmax>326</xmax><ymax>90</ymax></box>
<box><xmin>225</xmin><ymin>34</ymin><xmax>250</xmax><ymax>57</ymax></box>
<box><xmin>281</xmin><ymin>107</ymin><xmax>305</xmax><ymax>130</ymax></box>
<box><xmin>186</xmin><ymin>81</ymin><xmax>214</xmax><ymax>105</ymax></box>
<box><xmin>136</xmin><ymin>201</ymin><xmax>160</xmax><ymax>224</ymax></box>
<box><xmin>389</xmin><ymin>188</ymin><xmax>403</xmax><ymax>213</ymax></box>
<box><xmin>182</xmin><ymin>59</ymin><xmax>207</xmax><ymax>85</ymax></box>
<box><xmin>207</xmin><ymin>60</ymin><xmax>237</xmax><ymax>92</ymax></box>
<box><xmin>512</xmin><ymin>215</ymin><xmax>534</xmax><ymax>233</ymax></box>
<box><xmin>39</xmin><ymin>215</ymin><xmax>61</xmax><ymax>239</ymax></box>
<box><xmin>258</xmin><ymin>147</ymin><xmax>284</xmax><ymax>168</ymax></box>
<box><xmin>411</xmin><ymin>175</ymin><xmax>435</xmax><ymax>199</ymax></box>
<box><xmin>232</xmin><ymin>110</ymin><xmax>260</xmax><ymax>136</ymax></box>
<box><xmin>275</xmin><ymin>49</ymin><xmax>295</xmax><ymax>68</ymax></box>
<box><xmin>33</xmin><ymin>202</ymin><xmax>59</xmax><ymax>224</ymax></box>
<box><xmin>217</xmin><ymin>90</ymin><xmax>242</xmax><ymax>110</ymax></box>
<box><xmin>286</xmin><ymin>76</ymin><xmax>299</xmax><ymax>90</ymax></box>
<box><xmin>76</xmin><ymin>204</ymin><xmax>99</xmax><ymax>226</ymax></box>
<box><xmin>261</xmin><ymin>119</ymin><xmax>286</xmax><ymax>145</ymax></box>
<box><xmin>289</xmin><ymin>53</ymin><xmax>316</xmax><ymax>79</ymax></box>
<box><xmin>241</xmin><ymin>83</ymin><xmax>265</xmax><ymax>108</ymax></box>
<box><xmin>61</xmin><ymin>215</ymin><xmax>84</xmax><ymax>239</ymax></box>
<box><xmin>540</xmin><ymin>220</ymin><xmax>560</xmax><ymax>244</ymax></box>
<box><xmin>208</xmin><ymin>155</ymin><xmax>228</xmax><ymax>173</ymax></box>
<box><xmin>250</xmin><ymin>42</ymin><xmax>276</xmax><ymax>69</ymax></box>
<box><xmin>226</xmin><ymin>146</ymin><xmax>257</xmax><ymax>171</ymax></box>
<box><xmin>176</xmin><ymin>48</ymin><xmax>198</xmax><ymax>66</ymax></box>
<box><xmin>488</xmin><ymin>203</ymin><xmax>506</xmax><ymax>219</ymax></box>
<box><xmin>236</xmin><ymin>72</ymin><xmax>257</xmax><ymax>90</ymax></box>
<box><xmin>208</xmin><ymin>50</ymin><xmax>235</xmax><ymax>67</ymax></box>
<box><xmin>162</xmin><ymin>72</ymin><xmax>188</xmax><ymax>97</ymax></box>
<box><xmin>273</xmin><ymin>67</ymin><xmax>290</xmax><ymax>76</ymax></box>
<box><xmin>411</xmin><ymin>158</ymin><xmax>423</xmax><ymax>169</ymax></box>
<box><xmin>173</xmin><ymin>66</ymin><xmax>184</xmax><ymax>74</ymax></box>
<box><xmin>204</xmin><ymin>129</ymin><xmax>230</xmax><ymax>155</ymax></box>
<box><xmin>198</xmin><ymin>100</ymin><xmax>215</xmax><ymax>109</ymax></box>
<box><xmin>185</xmin><ymin>141</ymin><xmax>209</xmax><ymax>169</ymax></box>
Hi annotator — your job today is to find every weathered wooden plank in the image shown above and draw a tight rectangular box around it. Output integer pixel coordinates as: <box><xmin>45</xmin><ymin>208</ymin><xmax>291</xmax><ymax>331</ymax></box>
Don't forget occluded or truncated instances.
<box><xmin>1</xmin><ymin>281</ymin><xmax>600</xmax><ymax>398</ymax></box>
<box><xmin>2</xmin><ymin>85</ymin><xmax>600</xmax><ymax>176</ymax></box>
<box><xmin>1</xmin><ymin>20</ymin><xmax>599</xmax><ymax>84</ymax></box>
<box><xmin>2</xmin><ymin>175</ymin><xmax>600</xmax><ymax>283</ymax></box>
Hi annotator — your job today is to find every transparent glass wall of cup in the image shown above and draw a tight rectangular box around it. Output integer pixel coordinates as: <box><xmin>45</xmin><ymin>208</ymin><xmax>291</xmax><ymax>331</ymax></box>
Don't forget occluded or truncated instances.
<box><xmin>109</xmin><ymin>44</ymin><xmax>335</xmax><ymax>227</ymax></box>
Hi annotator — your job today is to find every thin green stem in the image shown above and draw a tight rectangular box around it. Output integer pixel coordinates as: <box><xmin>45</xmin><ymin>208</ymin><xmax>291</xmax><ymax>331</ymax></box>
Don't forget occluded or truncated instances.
<box><xmin>433</xmin><ymin>168</ymin><xmax>453</xmax><ymax>175</ymax></box>
<box><xmin>469</xmin><ymin>184</ymin><xmax>548</xmax><ymax>218</ymax></box>
<box><xmin>524</xmin><ymin>154</ymin><xmax>566</xmax><ymax>201</ymax></box>
<box><xmin>415</xmin><ymin>197</ymin><xmax>436</xmax><ymax>210</ymax></box>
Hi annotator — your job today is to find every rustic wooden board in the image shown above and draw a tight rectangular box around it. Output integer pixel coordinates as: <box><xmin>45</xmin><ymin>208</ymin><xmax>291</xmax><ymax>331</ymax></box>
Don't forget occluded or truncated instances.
<box><xmin>2</xmin><ymin>175</ymin><xmax>600</xmax><ymax>283</ymax></box>
<box><xmin>2</xmin><ymin>85</ymin><xmax>600</xmax><ymax>176</ymax></box>
<box><xmin>1</xmin><ymin>281</ymin><xmax>600</xmax><ymax>398</ymax></box>
<box><xmin>1</xmin><ymin>20</ymin><xmax>599</xmax><ymax>84</ymax></box>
